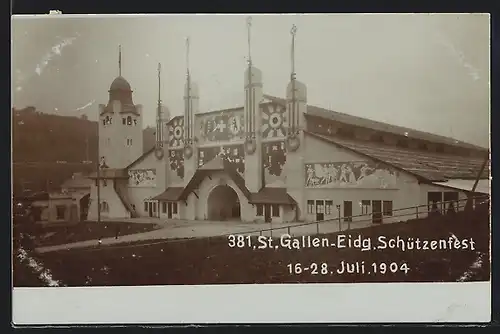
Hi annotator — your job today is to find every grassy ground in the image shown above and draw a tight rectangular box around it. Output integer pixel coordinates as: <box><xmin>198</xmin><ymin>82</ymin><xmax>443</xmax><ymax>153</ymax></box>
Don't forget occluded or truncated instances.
<box><xmin>18</xmin><ymin>205</ymin><xmax>489</xmax><ymax>287</ymax></box>
<box><xmin>30</xmin><ymin>221</ymin><xmax>159</xmax><ymax>247</ymax></box>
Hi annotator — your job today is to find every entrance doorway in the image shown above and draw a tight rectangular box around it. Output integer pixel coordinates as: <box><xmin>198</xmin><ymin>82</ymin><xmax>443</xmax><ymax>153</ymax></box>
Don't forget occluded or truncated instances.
<box><xmin>372</xmin><ymin>200</ymin><xmax>383</xmax><ymax>224</ymax></box>
<box><xmin>207</xmin><ymin>185</ymin><xmax>241</xmax><ymax>221</ymax></box>
<box><xmin>167</xmin><ymin>202</ymin><xmax>173</xmax><ymax>219</ymax></box>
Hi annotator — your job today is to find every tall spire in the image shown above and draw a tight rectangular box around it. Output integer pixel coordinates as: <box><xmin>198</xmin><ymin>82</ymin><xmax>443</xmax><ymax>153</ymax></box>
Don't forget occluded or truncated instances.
<box><xmin>156</xmin><ymin>62</ymin><xmax>162</xmax><ymax>147</ymax></box>
<box><xmin>246</xmin><ymin>16</ymin><xmax>253</xmax><ymax>67</ymax></box>
<box><xmin>157</xmin><ymin>62</ymin><xmax>162</xmax><ymax>107</ymax></box>
<box><xmin>290</xmin><ymin>24</ymin><xmax>297</xmax><ymax>81</ymax></box>
<box><xmin>185</xmin><ymin>37</ymin><xmax>190</xmax><ymax>78</ymax></box>
<box><xmin>185</xmin><ymin>37</ymin><xmax>191</xmax><ymax>142</ymax></box>
<box><xmin>290</xmin><ymin>24</ymin><xmax>297</xmax><ymax>134</ymax></box>
<box><xmin>118</xmin><ymin>44</ymin><xmax>122</xmax><ymax>77</ymax></box>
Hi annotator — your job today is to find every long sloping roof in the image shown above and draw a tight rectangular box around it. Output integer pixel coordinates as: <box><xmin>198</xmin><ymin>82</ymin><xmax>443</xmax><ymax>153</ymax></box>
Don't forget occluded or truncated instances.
<box><xmin>264</xmin><ymin>95</ymin><xmax>486</xmax><ymax>151</ymax></box>
<box><xmin>306</xmin><ymin>132</ymin><xmax>489</xmax><ymax>182</ymax></box>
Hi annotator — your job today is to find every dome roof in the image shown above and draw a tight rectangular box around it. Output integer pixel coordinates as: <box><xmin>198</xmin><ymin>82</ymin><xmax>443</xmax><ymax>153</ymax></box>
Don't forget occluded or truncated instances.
<box><xmin>109</xmin><ymin>76</ymin><xmax>131</xmax><ymax>91</ymax></box>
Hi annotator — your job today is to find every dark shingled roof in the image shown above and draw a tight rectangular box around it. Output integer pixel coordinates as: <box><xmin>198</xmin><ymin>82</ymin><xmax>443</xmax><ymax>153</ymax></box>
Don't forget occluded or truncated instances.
<box><xmin>306</xmin><ymin>132</ymin><xmax>489</xmax><ymax>182</ymax></box>
<box><xmin>152</xmin><ymin>187</ymin><xmax>184</xmax><ymax>201</ymax></box>
<box><xmin>250</xmin><ymin>187</ymin><xmax>296</xmax><ymax>205</ymax></box>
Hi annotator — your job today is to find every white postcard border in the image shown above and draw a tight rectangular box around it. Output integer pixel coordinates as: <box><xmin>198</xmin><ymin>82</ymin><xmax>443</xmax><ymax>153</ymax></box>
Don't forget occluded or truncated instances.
<box><xmin>13</xmin><ymin>282</ymin><xmax>491</xmax><ymax>324</ymax></box>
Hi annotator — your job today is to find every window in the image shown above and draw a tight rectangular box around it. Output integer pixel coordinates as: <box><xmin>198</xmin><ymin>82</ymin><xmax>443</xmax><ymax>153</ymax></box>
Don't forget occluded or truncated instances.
<box><xmin>56</xmin><ymin>205</ymin><xmax>65</xmax><ymax>220</ymax></box>
<box><xmin>361</xmin><ymin>200</ymin><xmax>371</xmax><ymax>215</ymax></box>
<box><xmin>162</xmin><ymin>202</ymin><xmax>167</xmax><ymax>213</ymax></box>
<box><xmin>271</xmin><ymin>204</ymin><xmax>279</xmax><ymax>217</ymax></box>
<box><xmin>132</xmin><ymin>204</ymin><xmax>136</xmax><ymax>211</ymax></box>
<box><xmin>316</xmin><ymin>200</ymin><xmax>324</xmax><ymax>214</ymax></box>
<box><xmin>103</xmin><ymin>179</ymin><xmax>107</xmax><ymax>187</ymax></box>
<box><xmin>144</xmin><ymin>202</ymin><xmax>148</xmax><ymax>212</ymax></box>
<box><xmin>325</xmin><ymin>200</ymin><xmax>333</xmax><ymax>215</ymax></box>
<box><xmin>383</xmin><ymin>201</ymin><xmax>393</xmax><ymax>216</ymax></box>
<box><xmin>100</xmin><ymin>201</ymin><xmax>109</xmax><ymax>213</ymax></box>
<box><xmin>152</xmin><ymin>202</ymin><xmax>157</xmax><ymax>213</ymax></box>
<box><xmin>172</xmin><ymin>202</ymin><xmax>178</xmax><ymax>214</ymax></box>
<box><xmin>256</xmin><ymin>204</ymin><xmax>263</xmax><ymax>216</ymax></box>
<box><xmin>307</xmin><ymin>200</ymin><xmax>315</xmax><ymax>214</ymax></box>
<box><xmin>127</xmin><ymin>116</ymin><xmax>132</xmax><ymax>125</ymax></box>
<box><xmin>126</xmin><ymin>138</ymin><xmax>133</xmax><ymax>146</ymax></box>
<box><xmin>122</xmin><ymin>118</ymin><xmax>126</xmax><ymax>125</ymax></box>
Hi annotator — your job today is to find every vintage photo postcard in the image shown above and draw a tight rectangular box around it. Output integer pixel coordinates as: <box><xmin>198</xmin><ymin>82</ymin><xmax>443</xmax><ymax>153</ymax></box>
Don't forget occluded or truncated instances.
<box><xmin>11</xmin><ymin>13</ymin><xmax>491</xmax><ymax>324</ymax></box>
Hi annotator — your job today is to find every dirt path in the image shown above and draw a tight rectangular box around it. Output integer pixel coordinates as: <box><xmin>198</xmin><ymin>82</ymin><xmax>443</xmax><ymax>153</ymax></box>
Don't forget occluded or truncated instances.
<box><xmin>35</xmin><ymin>219</ymin><xmax>372</xmax><ymax>254</ymax></box>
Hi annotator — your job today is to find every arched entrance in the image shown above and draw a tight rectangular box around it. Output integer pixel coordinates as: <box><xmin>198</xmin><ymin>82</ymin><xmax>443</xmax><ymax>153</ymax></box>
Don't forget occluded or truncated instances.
<box><xmin>207</xmin><ymin>185</ymin><xmax>241</xmax><ymax>221</ymax></box>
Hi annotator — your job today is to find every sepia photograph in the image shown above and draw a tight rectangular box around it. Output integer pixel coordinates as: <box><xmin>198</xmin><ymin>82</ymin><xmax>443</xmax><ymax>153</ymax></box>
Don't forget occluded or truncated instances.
<box><xmin>12</xmin><ymin>13</ymin><xmax>490</xmax><ymax>324</ymax></box>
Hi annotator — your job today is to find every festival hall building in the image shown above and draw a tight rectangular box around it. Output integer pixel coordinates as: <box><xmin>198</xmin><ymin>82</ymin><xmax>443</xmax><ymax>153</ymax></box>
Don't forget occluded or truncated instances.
<box><xmin>87</xmin><ymin>32</ymin><xmax>489</xmax><ymax>225</ymax></box>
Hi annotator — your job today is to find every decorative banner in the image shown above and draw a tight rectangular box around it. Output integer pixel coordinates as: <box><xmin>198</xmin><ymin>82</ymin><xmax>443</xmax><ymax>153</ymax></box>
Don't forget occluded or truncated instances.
<box><xmin>263</xmin><ymin>141</ymin><xmax>287</xmax><ymax>181</ymax></box>
<box><xmin>128</xmin><ymin>169</ymin><xmax>157</xmax><ymax>187</ymax></box>
<box><xmin>168</xmin><ymin>118</ymin><xmax>184</xmax><ymax>148</ymax></box>
<box><xmin>198</xmin><ymin>144</ymin><xmax>245</xmax><ymax>175</ymax></box>
<box><xmin>261</xmin><ymin>103</ymin><xmax>287</xmax><ymax>139</ymax></box>
<box><xmin>169</xmin><ymin>149</ymin><xmax>184</xmax><ymax>179</ymax></box>
<box><xmin>305</xmin><ymin>161</ymin><xmax>398</xmax><ymax>189</ymax></box>
<box><xmin>199</xmin><ymin>111</ymin><xmax>244</xmax><ymax>143</ymax></box>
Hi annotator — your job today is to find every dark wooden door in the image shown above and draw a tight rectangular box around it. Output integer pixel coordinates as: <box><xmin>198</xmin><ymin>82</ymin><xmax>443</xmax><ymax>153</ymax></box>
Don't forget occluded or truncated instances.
<box><xmin>167</xmin><ymin>202</ymin><xmax>173</xmax><ymax>219</ymax></box>
<box><xmin>372</xmin><ymin>200</ymin><xmax>383</xmax><ymax>224</ymax></box>
<box><xmin>148</xmin><ymin>203</ymin><xmax>153</xmax><ymax>217</ymax></box>
<box><xmin>343</xmin><ymin>201</ymin><xmax>352</xmax><ymax>222</ymax></box>
<box><xmin>264</xmin><ymin>204</ymin><xmax>271</xmax><ymax>222</ymax></box>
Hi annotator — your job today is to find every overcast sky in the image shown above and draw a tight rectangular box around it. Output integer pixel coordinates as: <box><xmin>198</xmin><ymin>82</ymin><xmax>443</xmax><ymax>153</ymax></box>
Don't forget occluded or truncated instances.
<box><xmin>11</xmin><ymin>14</ymin><xmax>490</xmax><ymax>147</ymax></box>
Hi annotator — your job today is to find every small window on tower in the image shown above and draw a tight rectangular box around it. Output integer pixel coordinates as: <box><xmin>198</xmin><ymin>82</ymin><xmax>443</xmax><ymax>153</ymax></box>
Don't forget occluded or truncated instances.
<box><xmin>133</xmin><ymin>119</ymin><xmax>137</xmax><ymax>126</ymax></box>
<box><xmin>127</xmin><ymin>116</ymin><xmax>132</xmax><ymax>125</ymax></box>
<box><xmin>122</xmin><ymin>118</ymin><xmax>126</xmax><ymax>125</ymax></box>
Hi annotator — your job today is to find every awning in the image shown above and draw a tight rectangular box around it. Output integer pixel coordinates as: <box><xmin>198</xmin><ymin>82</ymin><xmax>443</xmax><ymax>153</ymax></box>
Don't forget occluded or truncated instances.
<box><xmin>152</xmin><ymin>187</ymin><xmax>184</xmax><ymax>201</ymax></box>
<box><xmin>250</xmin><ymin>187</ymin><xmax>296</xmax><ymax>205</ymax></box>
<box><xmin>432</xmin><ymin>179</ymin><xmax>490</xmax><ymax>195</ymax></box>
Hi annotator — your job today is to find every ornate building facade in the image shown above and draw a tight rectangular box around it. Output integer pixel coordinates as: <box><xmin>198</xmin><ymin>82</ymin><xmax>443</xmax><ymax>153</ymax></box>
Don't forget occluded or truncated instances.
<box><xmin>88</xmin><ymin>24</ymin><xmax>489</xmax><ymax>224</ymax></box>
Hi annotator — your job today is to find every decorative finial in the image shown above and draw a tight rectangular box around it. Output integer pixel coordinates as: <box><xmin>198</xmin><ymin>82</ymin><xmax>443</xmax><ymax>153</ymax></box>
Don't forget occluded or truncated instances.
<box><xmin>246</xmin><ymin>16</ymin><xmax>253</xmax><ymax>66</ymax></box>
<box><xmin>118</xmin><ymin>45</ymin><xmax>122</xmax><ymax>77</ymax></box>
<box><xmin>290</xmin><ymin>24</ymin><xmax>297</xmax><ymax>80</ymax></box>
<box><xmin>185</xmin><ymin>37</ymin><xmax>190</xmax><ymax>77</ymax></box>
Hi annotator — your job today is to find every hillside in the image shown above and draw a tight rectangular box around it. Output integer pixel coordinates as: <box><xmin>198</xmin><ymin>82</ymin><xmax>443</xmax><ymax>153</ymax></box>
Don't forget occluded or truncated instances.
<box><xmin>12</xmin><ymin>107</ymin><xmax>156</xmax><ymax>193</ymax></box>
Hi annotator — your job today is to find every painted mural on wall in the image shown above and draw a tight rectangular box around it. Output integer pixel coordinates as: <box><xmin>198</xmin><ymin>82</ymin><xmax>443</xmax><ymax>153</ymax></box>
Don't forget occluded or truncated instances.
<box><xmin>261</xmin><ymin>103</ymin><xmax>287</xmax><ymax>139</ymax></box>
<box><xmin>262</xmin><ymin>141</ymin><xmax>287</xmax><ymax>185</ymax></box>
<box><xmin>198</xmin><ymin>111</ymin><xmax>244</xmax><ymax>143</ymax></box>
<box><xmin>168</xmin><ymin>117</ymin><xmax>184</xmax><ymax>148</ymax></box>
<box><xmin>305</xmin><ymin>161</ymin><xmax>398</xmax><ymax>189</ymax></box>
<box><xmin>128</xmin><ymin>169</ymin><xmax>157</xmax><ymax>187</ymax></box>
<box><xmin>169</xmin><ymin>149</ymin><xmax>184</xmax><ymax>179</ymax></box>
<box><xmin>198</xmin><ymin>145</ymin><xmax>245</xmax><ymax>175</ymax></box>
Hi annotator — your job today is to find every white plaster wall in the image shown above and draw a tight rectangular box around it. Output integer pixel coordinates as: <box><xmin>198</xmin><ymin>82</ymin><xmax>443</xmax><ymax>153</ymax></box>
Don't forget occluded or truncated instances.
<box><xmin>88</xmin><ymin>180</ymin><xmax>129</xmax><ymax>220</ymax></box>
<box><xmin>302</xmin><ymin>134</ymin><xmax>425</xmax><ymax>225</ymax></box>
